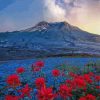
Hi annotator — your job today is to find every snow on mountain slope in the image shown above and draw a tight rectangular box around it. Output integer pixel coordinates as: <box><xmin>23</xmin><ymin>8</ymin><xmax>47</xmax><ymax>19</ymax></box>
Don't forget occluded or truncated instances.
<box><xmin>0</xmin><ymin>21</ymin><xmax>100</xmax><ymax>60</ymax></box>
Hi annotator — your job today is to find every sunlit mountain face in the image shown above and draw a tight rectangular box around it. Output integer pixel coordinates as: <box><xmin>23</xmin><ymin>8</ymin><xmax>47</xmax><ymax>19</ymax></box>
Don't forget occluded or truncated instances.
<box><xmin>0</xmin><ymin>0</ymin><xmax>100</xmax><ymax>35</ymax></box>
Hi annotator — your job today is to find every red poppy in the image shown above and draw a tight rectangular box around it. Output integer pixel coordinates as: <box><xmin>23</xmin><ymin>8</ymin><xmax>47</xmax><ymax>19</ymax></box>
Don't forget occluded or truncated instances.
<box><xmin>66</xmin><ymin>79</ymin><xmax>76</xmax><ymax>89</ymax></box>
<box><xmin>79</xmin><ymin>96</ymin><xmax>87</xmax><ymax>100</ymax></box>
<box><xmin>16</xmin><ymin>67</ymin><xmax>25</xmax><ymax>74</ymax></box>
<box><xmin>35</xmin><ymin>77</ymin><xmax>45</xmax><ymax>88</ymax></box>
<box><xmin>79</xmin><ymin>94</ymin><xmax>96</xmax><ymax>100</ymax></box>
<box><xmin>66</xmin><ymin>80</ymin><xmax>72</xmax><ymax>84</ymax></box>
<box><xmin>19</xmin><ymin>84</ymin><xmax>32</xmax><ymax>98</ymax></box>
<box><xmin>96</xmin><ymin>86</ymin><xmax>100</xmax><ymax>89</ymax></box>
<box><xmin>74</xmin><ymin>78</ymin><xmax>86</xmax><ymax>88</ymax></box>
<box><xmin>35</xmin><ymin>61</ymin><xmax>44</xmax><ymax>67</ymax></box>
<box><xmin>88</xmin><ymin>72</ymin><xmax>94</xmax><ymax>77</ymax></box>
<box><xmin>59</xmin><ymin>84</ymin><xmax>72</xmax><ymax>99</ymax></box>
<box><xmin>95</xmin><ymin>75</ymin><xmax>100</xmax><ymax>81</ymax></box>
<box><xmin>86</xmin><ymin>94</ymin><xmax>96</xmax><ymax>100</ymax></box>
<box><xmin>83</xmin><ymin>74</ymin><xmax>92</xmax><ymax>84</ymax></box>
<box><xmin>52</xmin><ymin>69</ymin><xmax>60</xmax><ymax>77</ymax></box>
<box><xmin>6</xmin><ymin>74</ymin><xmax>21</xmax><ymax>87</ymax></box>
<box><xmin>37</xmin><ymin>87</ymin><xmax>55</xmax><ymax>100</ymax></box>
<box><xmin>33</xmin><ymin>67</ymin><xmax>41</xmax><ymax>72</ymax></box>
<box><xmin>69</xmin><ymin>72</ymin><xmax>75</xmax><ymax>77</ymax></box>
<box><xmin>5</xmin><ymin>95</ymin><xmax>20</xmax><ymax>100</ymax></box>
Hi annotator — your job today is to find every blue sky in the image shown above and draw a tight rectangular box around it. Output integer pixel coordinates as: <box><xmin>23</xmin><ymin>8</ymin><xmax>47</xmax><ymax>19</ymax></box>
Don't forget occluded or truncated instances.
<box><xmin>0</xmin><ymin>0</ymin><xmax>100</xmax><ymax>34</ymax></box>
<box><xmin>0</xmin><ymin>0</ymin><xmax>44</xmax><ymax>31</ymax></box>
<box><xmin>0</xmin><ymin>0</ymin><xmax>14</xmax><ymax>11</ymax></box>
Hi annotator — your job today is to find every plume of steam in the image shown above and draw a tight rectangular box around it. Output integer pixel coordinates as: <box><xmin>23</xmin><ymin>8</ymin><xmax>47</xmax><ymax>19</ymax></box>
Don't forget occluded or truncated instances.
<box><xmin>43</xmin><ymin>0</ymin><xmax>66</xmax><ymax>22</ymax></box>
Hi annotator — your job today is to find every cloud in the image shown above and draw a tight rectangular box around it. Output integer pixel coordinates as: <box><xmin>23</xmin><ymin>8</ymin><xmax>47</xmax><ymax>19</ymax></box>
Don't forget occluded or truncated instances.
<box><xmin>42</xmin><ymin>0</ymin><xmax>100</xmax><ymax>34</ymax></box>
<box><xmin>43</xmin><ymin>0</ymin><xmax>66</xmax><ymax>22</ymax></box>
<box><xmin>0</xmin><ymin>0</ymin><xmax>100</xmax><ymax>34</ymax></box>
<box><xmin>42</xmin><ymin>0</ymin><xmax>81</xmax><ymax>23</ymax></box>
<box><xmin>43</xmin><ymin>0</ymin><xmax>100</xmax><ymax>25</ymax></box>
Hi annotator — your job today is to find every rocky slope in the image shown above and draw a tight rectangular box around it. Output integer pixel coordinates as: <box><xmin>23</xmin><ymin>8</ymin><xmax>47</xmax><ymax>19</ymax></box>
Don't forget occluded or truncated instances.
<box><xmin>0</xmin><ymin>21</ymin><xmax>100</xmax><ymax>60</ymax></box>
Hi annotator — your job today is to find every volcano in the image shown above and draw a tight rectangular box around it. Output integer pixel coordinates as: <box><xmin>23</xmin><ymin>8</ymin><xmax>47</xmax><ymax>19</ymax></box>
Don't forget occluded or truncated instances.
<box><xmin>0</xmin><ymin>21</ymin><xmax>100</xmax><ymax>60</ymax></box>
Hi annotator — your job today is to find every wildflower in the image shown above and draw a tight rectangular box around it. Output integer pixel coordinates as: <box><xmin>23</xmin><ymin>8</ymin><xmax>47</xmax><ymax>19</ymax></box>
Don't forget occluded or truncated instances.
<box><xmin>19</xmin><ymin>84</ymin><xmax>32</xmax><ymax>98</ymax></box>
<box><xmin>83</xmin><ymin>74</ymin><xmax>92</xmax><ymax>84</ymax></box>
<box><xmin>79</xmin><ymin>94</ymin><xmax>96</xmax><ymax>100</ymax></box>
<box><xmin>59</xmin><ymin>84</ymin><xmax>72</xmax><ymax>99</ymax></box>
<box><xmin>5</xmin><ymin>95</ymin><xmax>20</xmax><ymax>100</ymax></box>
<box><xmin>95</xmin><ymin>75</ymin><xmax>100</xmax><ymax>81</ymax></box>
<box><xmin>96</xmin><ymin>86</ymin><xmax>100</xmax><ymax>89</ymax></box>
<box><xmin>16</xmin><ymin>67</ymin><xmax>25</xmax><ymax>74</ymax></box>
<box><xmin>69</xmin><ymin>72</ymin><xmax>76</xmax><ymax>77</ymax></box>
<box><xmin>66</xmin><ymin>80</ymin><xmax>72</xmax><ymax>84</ymax></box>
<box><xmin>33</xmin><ymin>67</ymin><xmax>41</xmax><ymax>72</ymax></box>
<box><xmin>35</xmin><ymin>77</ymin><xmax>45</xmax><ymax>88</ymax></box>
<box><xmin>86</xmin><ymin>94</ymin><xmax>96</xmax><ymax>100</ymax></box>
<box><xmin>88</xmin><ymin>72</ymin><xmax>94</xmax><ymax>77</ymax></box>
<box><xmin>37</xmin><ymin>87</ymin><xmax>55</xmax><ymax>100</ymax></box>
<box><xmin>35</xmin><ymin>61</ymin><xmax>44</xmax><ymax>68</ymax></box>
<box><xmin>66</xmin><ymin>80</ymin><xmax>76</xmax><ymax>89</ymax></box>
<box><xmin>75</xmin><ymin>78</ymin><xmax>86</xmax><ymax>88</ymax></box>
<box><xmin>6</xmin><ymin>74</ymin><xmax>21</xmax><ymax>87</ymax></box>
<box><xmin>52</xmin><ymin>69</ymin><xmax>60</xmax><ymax>77</ymax></box>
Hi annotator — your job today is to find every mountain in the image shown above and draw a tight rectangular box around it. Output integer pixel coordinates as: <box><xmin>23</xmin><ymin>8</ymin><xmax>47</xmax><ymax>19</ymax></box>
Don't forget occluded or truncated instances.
<box><xmin>0</xmin><ymin>21</ymin><xmax>100</xmax><ymax>60</ymax></box>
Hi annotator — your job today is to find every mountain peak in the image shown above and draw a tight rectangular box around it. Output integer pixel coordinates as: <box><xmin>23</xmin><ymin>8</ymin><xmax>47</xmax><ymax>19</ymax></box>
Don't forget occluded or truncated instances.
<box><xmin>21</xmin><ymin>21</ymin><xmax>97</xmax><ymax>38</ymax></box>
<box><xmin>21</xmin><ymin>21</ymin><xmax>49</xmax><ymax>32</ymax></box>
<box><xmin>36</xmin><ymin>21</ymin><xmax>49</xmax><ymax>26</ymax></box>
<box><xmin>59</xmin><ymin>21</ymin><xmax>69</xmax><ymax>25</ymax></box>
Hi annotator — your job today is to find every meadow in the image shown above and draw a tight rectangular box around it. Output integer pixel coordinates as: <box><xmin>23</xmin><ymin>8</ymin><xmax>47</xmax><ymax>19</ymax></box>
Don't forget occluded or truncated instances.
<box><xmin>0</xmin><ymin>57</ymin><xmax>100</xmax><ymax>100</ymax></box>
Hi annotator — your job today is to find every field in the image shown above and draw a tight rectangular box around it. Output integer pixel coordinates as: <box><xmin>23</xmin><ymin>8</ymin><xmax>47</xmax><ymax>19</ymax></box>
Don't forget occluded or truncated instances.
<box><xmin>0</xmin><ymin>57</ymin><xmax>100</xmax><ymax>100</ymax></box>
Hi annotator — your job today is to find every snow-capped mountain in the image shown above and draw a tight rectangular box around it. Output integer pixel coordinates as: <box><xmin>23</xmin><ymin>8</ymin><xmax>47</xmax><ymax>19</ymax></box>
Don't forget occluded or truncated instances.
<box><xmin>0</xmin><ymin>21</ymin><xmax>100</xmax><ymax>60</ymax></box>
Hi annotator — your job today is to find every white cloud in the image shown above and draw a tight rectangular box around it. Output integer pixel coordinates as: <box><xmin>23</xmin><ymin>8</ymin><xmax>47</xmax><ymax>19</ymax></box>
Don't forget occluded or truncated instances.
<box><xmin>0</xmin><ymin>0</ymin><xmax>100</xmax><ymax>34</ymax></box>
<box><xmin>43</xmin><ymin>0</ymin><xmax>66</xmax><ymax>22</ymax></box>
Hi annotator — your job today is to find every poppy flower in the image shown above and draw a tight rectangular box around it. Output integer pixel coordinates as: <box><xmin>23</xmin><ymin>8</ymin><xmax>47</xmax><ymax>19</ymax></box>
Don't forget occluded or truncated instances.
<box><xmin>6</xmin><ymin>74</ymin><xmax>21</xmax><ymax>87</ymax></box>
<box><xmin>86</xmin><ymin>94</ymin><xmax>96</xmax><ymax>100</ymax></box>
<box><xmin>35</xmin><ymin>77</ymin><xmax>45</xmax><ymax>88</ymax></box>
<box><xmin>5</xmin><ymin>95</ymin><xmax>20</xmax><ymax>100</ymax></box>
<box><xmin>83</xmin><ymin>74</ymin><xmax>92</xmax><ymax>84</ymax></box>
<box><xmin>95</xmin><ymin>75</ymin><xmax>100</xmax><ymax>81</ymax></box>
<box><xmin>19</xmin><ymin>84</ymin><xmax>32</xmax><ymax>98</ymax></box>
<box><xmin>66</xmin><ymin>79</ymin><xmax>76</xmax><ymax>89</ymax></box>
<box><xmin>96</xmin><ymin>86</ymin><xmax>100</xmax><ymax>89</ymax></box>
<box><xmin>37</xmin><ymin>87</ymin><xmax>55</xmax><ymax>100</ymax></box>
<box><xmin>16</xmin><ymin>67</ymin><xmax>25</xmax><ymax>74</ymax></box>
<box><xmin>52</xmin><ymin>69</ymin><xmax>60</xmax><ymax>77</ymax></box>
<box><xmin>69</xmin><ymin>72</ymin><xmax>76</xmax><ymax>77</ymax></box>
<box><xmin>66</xmin><ymin>80</ymin><xmax>72</xmax><ymax>84</ymax></box>
<box><xmin>74</xmin><ymin>78</ymin><xmax>86</xmax><ymax>88</ymax></box>
<box><xmin>33</xmin><ymin>67</ymin><xmax>41</xmax><ymax>72</ymax></box>
<box><xmin>88</xmin><ymin>72</ymin><xmax>94</xmax><ymax>77</ymax></box>
<box><xmin>79</xmin><ymin>96</ymin><xmax>87</xmax><ymax>100</ymax></box>
<box><xmin>35</xmin><ymin>61</ymin><xmax>44</xmax><ymax>68</ymax></box>
<box><xmin>59</xmin><ymin>84</ymin><xmax>72</xmax><ymax>99</ymax></box>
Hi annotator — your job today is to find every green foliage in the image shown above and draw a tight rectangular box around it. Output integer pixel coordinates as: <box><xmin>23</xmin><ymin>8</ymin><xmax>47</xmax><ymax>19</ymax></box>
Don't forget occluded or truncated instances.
<box><xmin>57</xmin><ymin>64</ymin><xmax>80</xmax><ymax>73</ymax></box>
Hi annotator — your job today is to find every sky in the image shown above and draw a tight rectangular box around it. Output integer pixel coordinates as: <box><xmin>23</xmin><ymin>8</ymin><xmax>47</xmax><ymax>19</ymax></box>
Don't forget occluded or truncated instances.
<box><xmin>0</xmin><ymin>0</ymin><xmax>100</xmax><ymax>35</ymax></box>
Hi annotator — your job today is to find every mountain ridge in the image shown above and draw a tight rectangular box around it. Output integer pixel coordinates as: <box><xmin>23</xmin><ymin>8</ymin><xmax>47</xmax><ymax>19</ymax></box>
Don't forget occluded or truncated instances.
<box><xmin>0</xmin><ymin>21</ymin><xmax>100</xmax><ymax>60</ymax></box>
